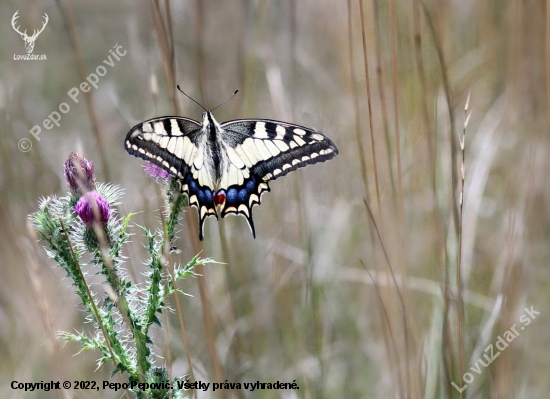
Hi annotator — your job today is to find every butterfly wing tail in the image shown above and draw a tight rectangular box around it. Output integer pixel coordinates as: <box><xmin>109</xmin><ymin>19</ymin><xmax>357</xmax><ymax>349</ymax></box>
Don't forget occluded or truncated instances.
<box><xmin>244</xmin><ymin>213</ymin><xmax>256</xmax><ymax>239</ymax></box>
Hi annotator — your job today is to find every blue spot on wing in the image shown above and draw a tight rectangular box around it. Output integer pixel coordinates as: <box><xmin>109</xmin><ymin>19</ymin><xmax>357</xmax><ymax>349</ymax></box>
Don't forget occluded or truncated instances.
<box><xmin>227</xmin><ymin>188</ymin><xmax>238</xmax><ymax>202</ymax></box>
<box><xmin>204</xmin><ymin>188</ymin><xmax>213</xmax><ymax>203</ymax></box>
<box><xmin>238</xmin><ymin>189</ymin><xmax>248</xmax><ymax>202</ymax></box>
<box><xmin>183</xmin><ymin>174</ymin><xmax>216</xmax><ymax>241</ymax></box>
<box><xmin>185</xmin><ymin>175</ymin><xmax>214</xmax><ymax>209</ymax></box>
<box><xmin>220</xmin><ymin>175</ymin><xmax>271</xmax><ymax>238</ymax></box>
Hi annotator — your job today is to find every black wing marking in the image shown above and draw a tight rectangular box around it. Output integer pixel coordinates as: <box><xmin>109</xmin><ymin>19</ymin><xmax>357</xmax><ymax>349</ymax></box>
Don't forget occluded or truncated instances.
<box><xmin>215</xmin><ymin>119</ymin><xmax>338</xmax><ymax>236</ymax></box>
<box><xmin>124</xmin><ymin>116</ymin><xmax>218</xmax><ymax>240</ymax></box>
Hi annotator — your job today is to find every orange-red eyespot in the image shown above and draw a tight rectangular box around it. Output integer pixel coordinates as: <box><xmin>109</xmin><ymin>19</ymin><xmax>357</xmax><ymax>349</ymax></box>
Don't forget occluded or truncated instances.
<box><xmin>214</xmin><ymin>190</ymin><xmax>226</xmax><ymax>206</ymax></box>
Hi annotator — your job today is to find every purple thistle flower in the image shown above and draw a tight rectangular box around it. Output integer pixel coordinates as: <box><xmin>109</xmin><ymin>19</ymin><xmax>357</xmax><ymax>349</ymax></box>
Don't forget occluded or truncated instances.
<box><xmin>142</xmin><ymin>162</ymin><xmax>172</xmax><ymax>181</ymax></box>
<box><xmin>74</xmin><ymin>191</ymin><xmax>111</xmax><ymax>227</ymax></box>
<box><xmin>64</xmin><ymin>152</ymin><xmax>96</xmax><ymax>194</ymax></box>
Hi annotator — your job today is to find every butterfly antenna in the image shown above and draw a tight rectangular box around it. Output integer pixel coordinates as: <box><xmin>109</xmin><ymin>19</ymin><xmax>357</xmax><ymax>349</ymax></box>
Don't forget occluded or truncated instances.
<box><xmin>177</xmin><ymin>85</ymin><xmax>207</xmax><ymax>112</ymax></box>
<box><xmin>210</xmin><ymin>90</ymin><xmax>239</xmax><ymax>112</ymax></box>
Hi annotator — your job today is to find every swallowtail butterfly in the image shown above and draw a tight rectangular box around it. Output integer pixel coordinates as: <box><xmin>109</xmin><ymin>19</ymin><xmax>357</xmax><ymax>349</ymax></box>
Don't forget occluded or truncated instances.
<box><xmin>125</xmin><ymin>88</ymin><xmax>338</xmax><ymax>240</ymax></box>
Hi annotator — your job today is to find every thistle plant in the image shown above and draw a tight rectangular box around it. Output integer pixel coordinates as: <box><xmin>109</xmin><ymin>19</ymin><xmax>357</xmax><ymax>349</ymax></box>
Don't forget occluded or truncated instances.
<box><xmin>31</xmin><ymin>153</ymin><xmax>216</xmax><ymax>399</ymax></box>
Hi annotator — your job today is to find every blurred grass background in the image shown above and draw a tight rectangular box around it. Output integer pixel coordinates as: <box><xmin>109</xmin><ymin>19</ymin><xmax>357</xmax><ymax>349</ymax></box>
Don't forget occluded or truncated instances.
<box><xmin>1</xmin><ymin>0</ymin><xmax>550</xmax><ymax>398</ymax></box>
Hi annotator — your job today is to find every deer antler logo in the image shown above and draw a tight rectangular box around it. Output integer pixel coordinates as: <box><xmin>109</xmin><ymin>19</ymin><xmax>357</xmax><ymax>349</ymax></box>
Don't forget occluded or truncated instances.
<box><xmin>12</xmin><ymin>11</ymin><xmax>49</xmax><ymax>54</ymax></box>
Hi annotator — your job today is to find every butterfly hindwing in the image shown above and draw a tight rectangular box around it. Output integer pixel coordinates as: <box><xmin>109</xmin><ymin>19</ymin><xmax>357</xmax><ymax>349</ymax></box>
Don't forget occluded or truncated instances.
<box><xmin>212</xmin><ymin>174</ymin><xmax>271</xmax><ymax>238</ymax></box>
<box><xmin>125</xmin><ymin>112</ymin><xmax>338</xmax><ymax>240</ymax></box>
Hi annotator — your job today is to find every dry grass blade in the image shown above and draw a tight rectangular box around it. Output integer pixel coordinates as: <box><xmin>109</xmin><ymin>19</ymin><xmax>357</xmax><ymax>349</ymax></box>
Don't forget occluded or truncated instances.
<box><xmin>456</xmin><ymin>91</ymin><xmax>471</xmax><ymax>396</ymax></box>
<box><xmin>358</xmin><ymin>0</ymin><xmax>382</xmax><ymax>217</ymax></box>
<box><xmin>364</xmin><ymin>198</ymin><xmax>411</xmax><ymax>398</ymax></box>
<box><xmin>55</xmin><ymin>0</ymin><xmax>111</xmax><ymax>181</ymax></box>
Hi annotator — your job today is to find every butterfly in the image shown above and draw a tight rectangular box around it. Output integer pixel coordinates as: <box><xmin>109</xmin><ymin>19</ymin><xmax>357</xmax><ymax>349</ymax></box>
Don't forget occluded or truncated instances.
<box><xmin>124</xmin><ymin>87</ymin><xmax>338</xmax><ymax>240</ymax></box>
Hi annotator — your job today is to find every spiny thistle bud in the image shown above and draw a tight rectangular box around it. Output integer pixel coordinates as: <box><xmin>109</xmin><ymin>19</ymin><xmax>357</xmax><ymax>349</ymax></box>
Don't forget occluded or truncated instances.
<box><xmin>37</xmin><ymin>195</ymin><xmax>56</xmax><ymax>213</ymax></box>
<box><xmin>64</xmin><ymin>152</ymin><xmax>96</xmax><ymax>194</ymax></box>
<box><xmin>142</xmin><ymin>162</ymin><xmax>172</xmax><ymax>181</ymax></box>
<box><xmin>74</xmin><ymin>191</ymin><xmax>110</xmax><ymax>227</ymax></box>
<box><xmin>146</xmin><ymin>367</ymin><xmax>171</xmax><ymax>399</ymax></box>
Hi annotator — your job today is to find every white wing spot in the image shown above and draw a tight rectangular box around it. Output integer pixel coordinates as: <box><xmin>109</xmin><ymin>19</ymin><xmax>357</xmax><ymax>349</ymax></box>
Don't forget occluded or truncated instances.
<box><xmin>273</xmin><ymin>168</ymin><xmax>282</xmax><ymax>176</ymax></box>
<box><xmin>294</xmin><ymin>128</ymin><xmax>306</xmax><ymax>136</ymax></box>
<box><xmin>238</xmin><ymin>204</ymin><xmax>250</xmax><ymax>216</ymax></box>
<box><xmin>159</xmin><ymin>136</ymin><xmax>170</xmax><ymax>149</ymax></box>
<box><xmin>154</xmin><ymin>122</ymin><xmax>166</xmax><ymax>134</ymax></box>
<box><xmin>301</xmin><ymin>155</ymin><xmax>310</xmax><ymax>162</ymax></box>
<box><xmin>170</xmin><ymin>119</ymin><xmax>182</xmax><ymax>136</ymax></box>
<box><xmin>264</xmin><ymin>140</ymin><xmax>281</xmax><ymax>157</ymax></box>
<box><xmin>194</xmin><ymin>149</ymin><xmax>205</xmax><ymax>171</ymax></box>
<box><xmin>228</xmin><ymin>168</ymin><xmax>242</xmax><ymax>188</ymax></box>
<box><xmin>234</xmin><ymin>145</ymin><xmax>254</xmax><ymax>168</ymax></box>
<box><xmin>142</xmin><ymin>123</ymin><xmax>153</xmax><ymax>132</ymax></box>
<box><xmin>289</xmin><ymin>141</ymin><xmax>298</xmax><ymax>149</ymax></box>
<box><xmin>198</xmin><ymin>167</ymin><xmax>210</xmax><ymax>187</ymax></box>
<box><xmin>238</xmin><ymin>170</ymin><xmax>244</xmax><ymax>186</ymax></box>
<box><xmin>312</xmin><ymin>133</ymin><xmax>324</xmax><ymax>141</ymax></box>
<box><xmin>167</xmin><ymin>137</ymin><xmax>177</xmax><ymax>154</ymax></box>
<box><xmin>311</xmin><ymin>153</ymin><xmax>319</xmax><ymax>159</ymax></box>
<box><xmin>254</xmin><ymin>139</ymin><xmax>272</xmax><ymax>160</ymax></box>
<box><xmin>172</xmin><ymin>137</ymin><xmax>184</xmax><ymax>158</ymax></box>
<box><xmin>275</xmin><ymin>125</ymin><xmax>287</xmax><ymax>140</ymax></box>
<box><xmin>254</xmin><ymin>122</ymin><xmax>269</xmax><ymax>139</ymax></box>
<box><xmin>274</xmin><ymin>140</ymin><xmax>289</xmax><ymax>152</ymax></box>
<box><xmin>249</xmin><ymin>193</ymin><xmax>259</xmax><ymax>206</ymax></box>
<box><xmin>226</xmin><ymin>146</ymin><xmax>245</xmax><ymax>169</ymax></box>
<box><xmin>292</xmin><ymin>159</ymin><xmax>300</xmax><ymax>166</ymax></box>
<box><xmin>294</xmin><ymin>136</ymin><xmax>306</xmax><ymax>146</ymax></box>
<box><xmin>241</xmin><ymin>139</ymin><xmax>260</xmax><ymax>164</ymax></box>
<box><xmin>282</xmin><ymin>164</ymin><xmax>291</xmax><ymax>171</ymax></box>
<box><xmin>182</xmin><ymin>136</ymin><xmax>194</xmax><ymax>162</ymax></box>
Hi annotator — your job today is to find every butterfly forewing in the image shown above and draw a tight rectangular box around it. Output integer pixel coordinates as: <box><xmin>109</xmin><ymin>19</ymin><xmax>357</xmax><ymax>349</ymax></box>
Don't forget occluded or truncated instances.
<box><xmin>125</xmin><ymin>116</ymin><xmax>202</xmax><ymax>177</ymax></box>
<box><xmin>125</xmin><ymin>112</ymin><xmax>338</xmax><ymax>240</ymax></box>
<box><xmin>221</xmin><ymin>119</ymin><xmax>338</xmax><ymax>181</ymax></box>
